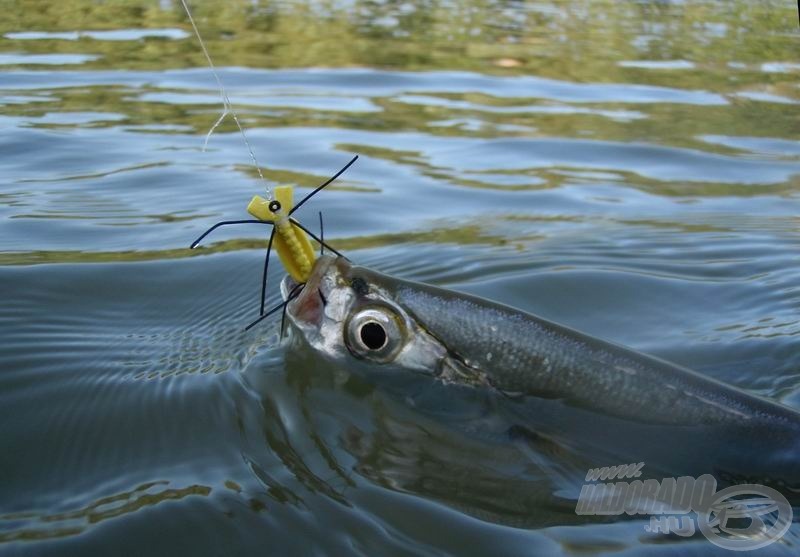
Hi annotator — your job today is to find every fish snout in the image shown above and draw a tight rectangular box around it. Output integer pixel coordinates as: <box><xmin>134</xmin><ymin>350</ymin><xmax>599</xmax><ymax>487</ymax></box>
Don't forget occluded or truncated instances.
<box><xmin>284</xmin><ymin>255</ymin><xmax>339</xmax><ymax>328</ymax></box>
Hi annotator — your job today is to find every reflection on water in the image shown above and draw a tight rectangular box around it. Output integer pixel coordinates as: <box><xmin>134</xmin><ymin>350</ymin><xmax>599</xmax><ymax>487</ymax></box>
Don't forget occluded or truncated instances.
<box><xmin>0</xmin><ymin>481</ymin><xmax>211</xmax><ymax>542</ymax></box>
<box><xmin>1</xmin><ymin>0</ymin><xmax>799</xmax><ymax>555</ymax></box>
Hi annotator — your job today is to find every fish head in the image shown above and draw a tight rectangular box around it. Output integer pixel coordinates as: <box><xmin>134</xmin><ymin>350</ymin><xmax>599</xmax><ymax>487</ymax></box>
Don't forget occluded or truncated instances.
<box><xmin>282</xmin><ymin>255</ymin><xmax>448</xmax><ymax>376</ymax></box>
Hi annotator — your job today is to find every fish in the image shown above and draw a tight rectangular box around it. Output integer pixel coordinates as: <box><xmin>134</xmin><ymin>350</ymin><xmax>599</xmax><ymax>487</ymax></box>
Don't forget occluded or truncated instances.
<box><xmin>283</xmin><ymin>256</ymin><xmax>800</xmax><ymax>427</ymax></box>
<box><xmin>281</xmin><ymin>255</ymin><xmax>800</xmax><ymax>489</ymax></box>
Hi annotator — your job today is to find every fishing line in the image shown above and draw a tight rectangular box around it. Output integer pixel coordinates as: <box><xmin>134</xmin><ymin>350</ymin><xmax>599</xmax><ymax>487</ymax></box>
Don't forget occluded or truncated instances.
<box><xmin>180</xmin><ymin>3</ymin><xmax>358</xmax><ymax>330</ymax></box>
<box><xmin>179</xmin><ymin>0</ymin><xmax>269</xmax><ymax>195</ymax></box>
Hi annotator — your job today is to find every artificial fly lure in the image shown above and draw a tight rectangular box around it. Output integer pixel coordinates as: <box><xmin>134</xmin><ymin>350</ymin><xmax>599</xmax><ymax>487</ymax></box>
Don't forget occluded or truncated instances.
<box><xmin>180</xmin><ymin>0</ymin><xmax>356</xmax><ymax>331</ymax></box>
<box><xmin>189</xmin><ymin>155</ymin><xmax>358</xmax><ymax>331</ymax></box>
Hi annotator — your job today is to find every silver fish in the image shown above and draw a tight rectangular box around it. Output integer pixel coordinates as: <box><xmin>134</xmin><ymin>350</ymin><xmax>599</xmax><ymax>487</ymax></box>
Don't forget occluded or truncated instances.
<box><xmin>283</xmin><ymin>255</ymin><xmax>800</xmax><ymax>432</ymax></box>
<box><xmin>282</xmin><ymin>254</ymin><xmax>800</xmax><ymax>497</ymax></box>
<box><xmin>282</xmin><ymin>256</ymin><xmax>800</xmax><ymax>490</ymax></box>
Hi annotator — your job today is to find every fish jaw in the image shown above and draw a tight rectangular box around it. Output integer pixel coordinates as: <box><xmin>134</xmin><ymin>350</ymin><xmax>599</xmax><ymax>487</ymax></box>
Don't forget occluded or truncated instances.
<box><xmin>282</xmin><ymin>255</ymin><xmax>334</xmax><ymax>327</ymax></box>
<box><xmin>283</xmin><ymin>255</ymin><xmax>355</xmax><ymax>359</ymax></box>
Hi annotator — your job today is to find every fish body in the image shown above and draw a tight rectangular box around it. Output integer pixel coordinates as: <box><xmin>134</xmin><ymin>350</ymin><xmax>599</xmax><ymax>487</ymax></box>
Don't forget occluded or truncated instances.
<box><xmin>283</xmin><ymin>255</ymin><xmax>800</xmax><ymax>491</ymax></box>
<box><xmin>285</xmin><ymin>255</ymin><xmax>800</xmax><ymax>431</ymax></box>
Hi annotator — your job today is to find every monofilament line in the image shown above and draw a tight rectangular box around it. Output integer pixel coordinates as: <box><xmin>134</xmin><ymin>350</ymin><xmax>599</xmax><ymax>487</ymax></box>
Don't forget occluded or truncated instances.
<box><xmin>179</xmin><ymin>0</ymin><xmax>269</xmax><ymax>196</ymax></box>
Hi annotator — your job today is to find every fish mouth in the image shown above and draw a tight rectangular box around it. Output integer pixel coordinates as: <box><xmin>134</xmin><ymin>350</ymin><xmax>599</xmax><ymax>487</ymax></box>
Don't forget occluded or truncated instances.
<box><xmin>281</xmin><ymin>255</ymin><xmax>336</xmax><ymax>328</ymax></box>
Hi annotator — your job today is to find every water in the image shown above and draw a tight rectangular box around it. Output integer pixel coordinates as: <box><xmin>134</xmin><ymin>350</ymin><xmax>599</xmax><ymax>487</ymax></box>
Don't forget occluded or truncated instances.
<box><xmin>1</xmin><ymin>0</ymin><xmax>799</xmax><ymax>554</ymax></box>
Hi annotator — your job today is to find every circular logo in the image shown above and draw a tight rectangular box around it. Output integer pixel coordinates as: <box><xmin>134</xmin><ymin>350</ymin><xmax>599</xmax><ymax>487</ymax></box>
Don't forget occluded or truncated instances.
<box><xmin>697</xmin><ymin>484</ymin><xmax>793</xmax><ymax>551</ymax></box>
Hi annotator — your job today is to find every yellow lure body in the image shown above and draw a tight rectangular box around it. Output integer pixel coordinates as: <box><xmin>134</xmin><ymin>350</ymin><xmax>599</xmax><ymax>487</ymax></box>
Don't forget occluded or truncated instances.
<box><xmin>247</xmin><ymin>186</ymin><xmax>316</xmax><ymax>283</ymax></box>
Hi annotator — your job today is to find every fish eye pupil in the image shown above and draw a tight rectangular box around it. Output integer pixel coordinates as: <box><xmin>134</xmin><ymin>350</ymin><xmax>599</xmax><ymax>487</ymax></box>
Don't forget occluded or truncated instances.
<box><xmin>269</xmin><ymin>200</ymin><xmax>281</xmax><ymax>212</ymax></box>
<box><xmin>359</xmin><ymin>321</ymin><xmax>386</xmax><ymax>350</ymax></box>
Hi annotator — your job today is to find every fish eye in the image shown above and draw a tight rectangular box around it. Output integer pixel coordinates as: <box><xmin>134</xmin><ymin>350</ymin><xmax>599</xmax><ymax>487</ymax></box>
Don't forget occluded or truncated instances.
<box><xmin>345</xmin><ymin>306</ymin><xmax>405</xmax><ymax>362</ymax></box>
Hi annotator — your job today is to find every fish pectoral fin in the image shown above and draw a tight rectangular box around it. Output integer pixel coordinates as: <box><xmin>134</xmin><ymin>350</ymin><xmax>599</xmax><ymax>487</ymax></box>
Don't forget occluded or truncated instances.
<box><xmin>492</xmin><ymin>385</ymin><xmax>526</xmax><ymax>401</ymax></box>
<box><xmin>437</xmin><ymin>354</ymin><xmax>490</xmax><ymax>389</ymax></box>
<box><xmin>436</xmin><ymin>354</ymin><xmax>554</xmax><ymax>404</ymax></box>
